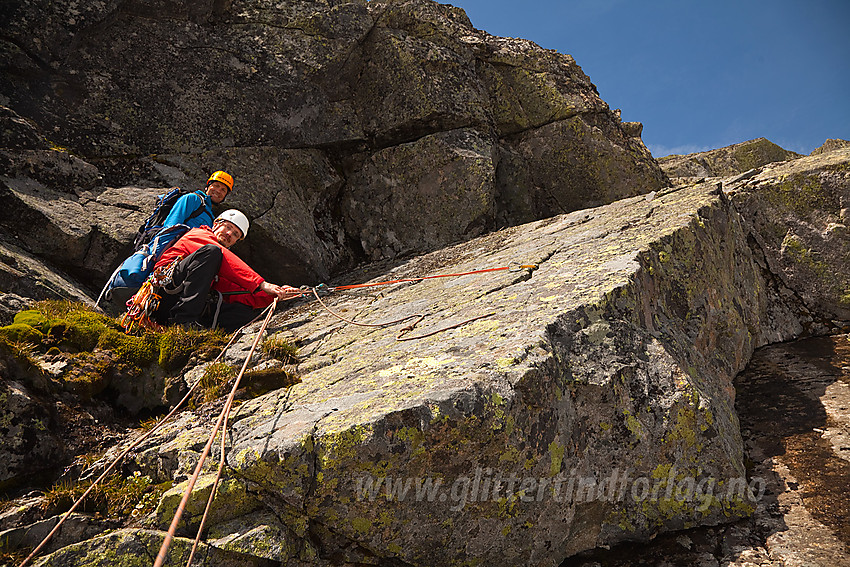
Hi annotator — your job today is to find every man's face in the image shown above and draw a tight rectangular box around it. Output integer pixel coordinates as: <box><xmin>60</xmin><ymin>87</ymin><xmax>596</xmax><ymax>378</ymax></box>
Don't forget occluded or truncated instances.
<box><xmin>206</xmin><ymin>181</ymin><xmax>230</xmax><ymax>204</ymax></box>
<box><xmin>213</xmin><ymin>220</ymin><xmax>243</xmax><ymax>248</ymax></box>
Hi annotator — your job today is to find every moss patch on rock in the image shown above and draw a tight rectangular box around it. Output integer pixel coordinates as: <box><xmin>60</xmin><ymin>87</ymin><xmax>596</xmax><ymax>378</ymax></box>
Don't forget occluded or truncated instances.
<box><xmin>0</xmin><ymin>322</ymin><xmax>44</xmax><ymax>345</ymax></box>
<box><xmin>0</xmin><ymin>300</ymin><xmax>228</xmax><ymax>408</ymax></box>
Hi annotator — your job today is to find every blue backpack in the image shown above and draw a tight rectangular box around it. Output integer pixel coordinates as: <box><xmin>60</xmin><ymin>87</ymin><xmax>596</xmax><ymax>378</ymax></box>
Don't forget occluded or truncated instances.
<box><xmin>96</xmin><ymin>188</ymin><xmax>207</xmax><ymax>308</ymax></box>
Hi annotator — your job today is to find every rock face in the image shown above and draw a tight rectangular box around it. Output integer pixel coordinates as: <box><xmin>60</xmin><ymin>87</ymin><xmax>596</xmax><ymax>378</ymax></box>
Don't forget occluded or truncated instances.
<box><xmin>725</xmin><ymin>148</ymin><xmax>850</xmax><ymax>322</ymax></box>
<box><xmin>3</xmin><ymin>0</ymin><xmax>850</xmax><ymax>565</ymax></box>
<box><xmin>657</xmin><ymin>138</ymin><xmax>801</xmax><ymax>181</ymax></box>
<box><xmin>90</xmin><ymin>169</ymin><xmax>837</xmax><ymax>566</ymax></box>
<box><xmin>4</xmin><ymin>147</ymin><xmax>849</xmax><ymax>565</ymax></box>
<box><xmin>811</xmin><ymin>138</ymin><xmax>850</xmax><ymax>155</ymax></box>
<box><xmin>1</xmin><ymin>0</ymin><xmax>666</xmax><ymax>295</ymax></box>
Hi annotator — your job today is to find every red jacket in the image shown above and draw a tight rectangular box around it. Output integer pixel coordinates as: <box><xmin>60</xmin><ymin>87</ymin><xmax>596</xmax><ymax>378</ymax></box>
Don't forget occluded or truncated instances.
<box><xmin>155</xmin><ymin>227</ymin><xmax>273</xmax><ymax>309</ymax></box>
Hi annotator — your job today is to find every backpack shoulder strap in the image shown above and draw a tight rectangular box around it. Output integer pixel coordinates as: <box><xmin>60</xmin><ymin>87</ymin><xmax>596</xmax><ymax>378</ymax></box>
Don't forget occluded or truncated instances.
<box><xmin>184</xmin><ymin>190</ymin><xmax>210</xmax><ymax>224</ymax></box>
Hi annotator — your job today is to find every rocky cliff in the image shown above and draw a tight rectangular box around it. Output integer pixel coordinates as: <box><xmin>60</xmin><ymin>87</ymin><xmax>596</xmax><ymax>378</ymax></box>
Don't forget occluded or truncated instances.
<box><xmin>1</xmin><ymin>146</ymin><xmax>847</xmax><ymax>566</ymax></box>
<box><xmin>1</xmin><ymin>0</ymin><xmax>665</xmax><ymax>294</ymax></box>
<box><xmin>657</xmin><ymin>137</ymin><xmax>802</xmax><ymax>182</ymax></box>
<box><xmin>2</xmin><ymin>0</ymin><xmax>850</xmax><ymax>566</ymax></box>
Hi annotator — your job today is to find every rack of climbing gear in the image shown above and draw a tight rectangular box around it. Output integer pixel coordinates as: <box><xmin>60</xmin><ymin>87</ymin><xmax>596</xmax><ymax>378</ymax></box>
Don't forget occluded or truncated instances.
<box><xmin>118</xmin><ymin>256</ymin><xmax>182</xmax><ymax>334</ymax></box>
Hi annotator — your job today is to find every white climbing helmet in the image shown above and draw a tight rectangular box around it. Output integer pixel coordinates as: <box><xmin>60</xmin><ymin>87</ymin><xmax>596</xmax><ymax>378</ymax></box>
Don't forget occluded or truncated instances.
<box><xmin>215</xmin><ymin>209</ymin><xmax>250</xmax><ymax>239</ymax></box>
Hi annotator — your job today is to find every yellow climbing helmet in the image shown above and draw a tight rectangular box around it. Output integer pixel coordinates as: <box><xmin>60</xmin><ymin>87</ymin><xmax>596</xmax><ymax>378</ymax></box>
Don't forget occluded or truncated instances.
<box><xmin>206</xmin><ymin>170</ymin><xmax>234</xmax><ymax>193</ymax></box>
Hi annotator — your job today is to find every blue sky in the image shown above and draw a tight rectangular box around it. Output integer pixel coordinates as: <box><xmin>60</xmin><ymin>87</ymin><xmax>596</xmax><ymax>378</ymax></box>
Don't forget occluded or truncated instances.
<box><xmin>446</xmin><ymin>0</ymin><xmax>849</xmax><ymax>157</ymax></box>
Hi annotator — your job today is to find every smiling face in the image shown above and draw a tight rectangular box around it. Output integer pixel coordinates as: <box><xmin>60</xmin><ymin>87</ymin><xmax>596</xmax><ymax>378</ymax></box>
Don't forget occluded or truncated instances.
<box><xmin>212</xmin><ymin>219</ymin><xmax>243</xmax><ymax>248</ymax></box>
<box><xmin>205</xmin><ymin>180</ymin><xmax>230</xmax><ymax>204</ymax></box>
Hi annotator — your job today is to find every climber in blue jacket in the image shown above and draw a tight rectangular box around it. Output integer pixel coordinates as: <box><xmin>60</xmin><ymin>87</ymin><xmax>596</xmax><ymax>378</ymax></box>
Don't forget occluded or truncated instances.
<box><xmin>94</xmin><ymin>170</ymin><xmax>238</xmax><ymax>310</ymax></box>
<box><xmin>162</xmin><ymin>170</ymin><xmax>234</xmax><ymax>230</ymax></box>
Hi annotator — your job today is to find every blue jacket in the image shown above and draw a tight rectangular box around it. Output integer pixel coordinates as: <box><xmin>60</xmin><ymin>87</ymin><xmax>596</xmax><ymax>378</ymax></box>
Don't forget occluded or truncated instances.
<box><xmin>162</xmin><ymin>190</ymin><xmax>214</xmax><ymax>230</ymax></box>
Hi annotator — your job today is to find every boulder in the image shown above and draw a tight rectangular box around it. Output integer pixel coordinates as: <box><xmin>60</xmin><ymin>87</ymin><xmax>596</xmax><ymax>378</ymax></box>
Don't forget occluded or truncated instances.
<box><xmin>658</xmin><ymin>138</ymin><xmax>801</xmax><ymax>180</ymax></box>
<box><xmin>0</xmin><ymin>513</ymin><xmax>114</xmax><ymax>557</ymax></box>
<box><xmin>126</xmin><ymin>179</ymin><xmax>810</xmax><ymax>566</ymax></box>
<box><xmin>0</xmin><ymin>377</ymin><xmax>64</xmax><ymax>489</ymax></box>
<box><xmin>0</xmin><ymin>238</ymin><xmax>95</xmax><ymax>303</ymax></box>
<box><xmin>724</xmin><ymin>147</ymin><xmax>850</xmax><ymax>322</ymax></box>
<box><xmin>0</xmin><ymin>293</ymin><xmax>31</xmax><ymax>325</ymax></box>
<box><xmin>810</xmin><ymin>138</ymin><xmax>850</xmax><ymax>155</ymax></box>
<box><xmin>343</xmin><ymin>128</ymin><xmax>497</xmax><ymax>261</ymax></box>
<box><xmin>503</xmin><ymin>114</ymin><xmax>667</xmax><ymax>216</ymax></box>
<box><xmin>31</xmin><ymin>529</ymin><xmax>277</xmax><ymax>567</ymax></box>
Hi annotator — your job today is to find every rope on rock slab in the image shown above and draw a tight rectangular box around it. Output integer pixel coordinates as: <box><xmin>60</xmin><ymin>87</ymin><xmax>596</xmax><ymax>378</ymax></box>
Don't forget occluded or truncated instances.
<box><xmin>324</xmin><ymin>262</ymin><xmax>538</xmax><ymax>293</ymax></box>
<box><xmin>19</xmin><ymin>262</ymin><xmax>537</xmax><ymax>566</ymax></box>
<box><xmin>310</xmin><ymin>286</ymin><xmax>496</xmax><ymax>340</ymax></box>
<box><xmin>299</xmin><ymin>262</ymin><xmax>536</xmax><ymax>339</ymax></box>
<box><xmin>16</xmin><ymin>325</ymin><xmax>250</xmax><ymax>567</ymax></box>
<box><xmin>154</xmin><ymin>299</ymin><xmax>278</xmax><ymax>567</ymax></box>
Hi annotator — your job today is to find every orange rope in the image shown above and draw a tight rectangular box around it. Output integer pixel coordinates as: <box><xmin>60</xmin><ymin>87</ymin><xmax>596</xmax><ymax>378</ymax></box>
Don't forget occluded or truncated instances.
<box><xmin>329</xmin><ymin>263</ymin><xmax>537</xmax><ymax>292</ymax></box>
<box><xmin>154</xmin><ymin>299</ymin><xmax>278</xmax><ymax>567</ymax></box>
<box><xmin>16</xmin><ymin>328</ymin><xmax>247</xmax><ymax>567</ymax></box>
<box><xmin>310</xmin><ymin>288</ymin><xmax>496</xmax><ymax>341</ymax></box>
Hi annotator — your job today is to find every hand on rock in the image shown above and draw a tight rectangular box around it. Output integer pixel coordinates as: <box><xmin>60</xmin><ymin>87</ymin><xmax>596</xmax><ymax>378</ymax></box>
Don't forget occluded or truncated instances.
<box><xmin>260</xmin><ymin>282</ymin><xmax>303</xmax><ymax>300</ymax></box>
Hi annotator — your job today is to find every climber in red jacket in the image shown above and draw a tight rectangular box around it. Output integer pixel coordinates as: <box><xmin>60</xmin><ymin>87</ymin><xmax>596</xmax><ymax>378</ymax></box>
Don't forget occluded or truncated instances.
<box><xmin>152</xmin><ymin>209</ymin><xmax>301</xmax><ymax>331</ymax></box>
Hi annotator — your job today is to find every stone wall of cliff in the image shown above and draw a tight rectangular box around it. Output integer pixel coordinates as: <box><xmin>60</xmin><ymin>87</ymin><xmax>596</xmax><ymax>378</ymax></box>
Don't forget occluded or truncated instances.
<box><xmin>1</xmin><ymin>0</ymin><xmax>666</xmax><ymax>297</ymax></box>
<box><xmin>3</xmin><ymin>0</ymin><xmax>850</xmax><ymax>566</ymax></box>
<box><xmin>17</xmin><ymin>147</ymin><xmax>848</xmax><ymax>566</ymax></box>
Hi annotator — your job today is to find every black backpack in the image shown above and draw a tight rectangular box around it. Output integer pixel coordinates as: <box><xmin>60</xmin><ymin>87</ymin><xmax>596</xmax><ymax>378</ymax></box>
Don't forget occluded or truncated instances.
<box><xmin>132</xmin><ymin>187</ymin><xmax>207</xmax><ymax>250</ymax></box>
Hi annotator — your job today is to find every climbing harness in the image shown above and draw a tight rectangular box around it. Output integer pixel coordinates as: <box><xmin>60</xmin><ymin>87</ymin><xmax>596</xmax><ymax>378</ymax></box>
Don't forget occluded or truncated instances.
<box><xmin>118</xmin><ymin>257</ymin><xmax>181</xmax><ymax>334</ymax></box>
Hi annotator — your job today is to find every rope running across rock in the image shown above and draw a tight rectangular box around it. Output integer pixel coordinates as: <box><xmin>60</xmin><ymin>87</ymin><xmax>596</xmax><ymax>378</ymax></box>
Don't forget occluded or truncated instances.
<box><xmin>18</xmin><ymin>262</ymin><xmax>537</xmax><ymax>566</ymax></box>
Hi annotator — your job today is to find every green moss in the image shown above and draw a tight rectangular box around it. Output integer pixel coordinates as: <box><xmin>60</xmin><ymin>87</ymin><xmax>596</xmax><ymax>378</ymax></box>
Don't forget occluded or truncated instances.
<box><xmin>261</xmin><ymin>335</ymin><xmax>300</xmax><ymax>364</ymax></box>
<box><xmin>764</xmin><ymin>173</ymin><xmax>837</xmax><ymax>216</ymax></box>
<box><xmin>350</xmin><ymin>517</ymin><xmax>372</xmax><ymax>535</ymax></box>
<box><xmin>198</xmin><ymin>363</ymin><xmax>237</xmax><ymax>403</ymax></box>
<box><xmin>782</xmin><ymin>234</ymin><xmax>829</xmax><ymax>278</ymax></box>
<box><xmin>623</xmin><ymin>410</ymin><xmax>643</xmax><ymax>437</ymax></box>
<box><xmin>62</xmin><ymin>352</ymin><xmax>114</xmax><ymax>400</ymax></box>
<box><xmin>61</xmin><ymin>311</ymin><xmax>116</xmax><ymax>352</ymax></box>
<box><xmin>0</xmin><ymin>323</ymin><xmax>44</xmax><ymax>345</ymax></box>
<box><xmin>157</xmin><ymin>326</ymin><xmax>224</xmax><ymax>371</ymax></box>
<box><xmin>98</xmin><ymin>329</ymin><xmax>158</xmax><ymax>367</ymax></box>
<box><xmin>241</xmin><ymin>367</ymin><xmax>301</xmax><ymax>397</ymax></box>
<box><xmin>320</xmin><ymin>425</ymin><xmax>369</xmax><ymax>471</ymax></box>
<box><xmin>548</xmin><ymin>441</ymin><xmax>565</xmax><ymax>477</ymax></box>
<box><xmin>12</xmin><ymin>310</ymin><xmax>50</xmax><ymax>333</ymax></box>
<box><xmin>154</xmin><ymin>475</ymin><xmax>261</xmax><ymax>532</ymax></box>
